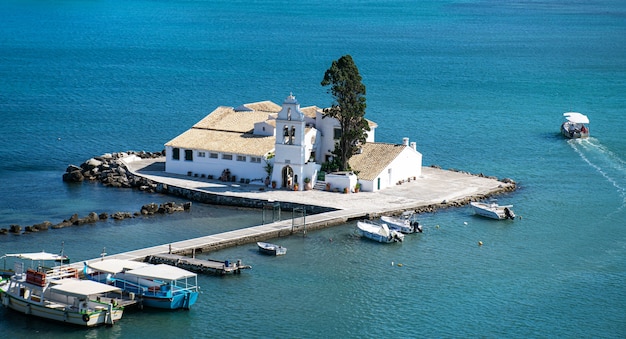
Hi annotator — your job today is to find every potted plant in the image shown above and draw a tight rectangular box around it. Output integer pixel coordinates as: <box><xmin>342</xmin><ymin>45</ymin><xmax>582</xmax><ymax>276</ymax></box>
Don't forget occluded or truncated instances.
<box><xmin>355</xmin><ymin>183</ymin><xmax>361</xmax><ymax>193</ymax></box>
<box><xmin>325</xmin><ymin>183</ymin><xmax>331</xmax><ymax>191</ymax></box>
<box><xmin>271</xmin><ymin>180</ymin><xmax>277</xmax><ymax>189</ymax></box>
<box><xmin>304</xmin><ymin>177</ymin><xmax>312</xmax><ymax>190</ymax></box>
<box><xmin>294</xmin><ymin>183</ymin><xmax>299</xmax><ymax>191</ymax></box>
<box><xmin>343</xmin><ymin>187</ymin><xmax>349</xmax><ymax>194</ymax></box>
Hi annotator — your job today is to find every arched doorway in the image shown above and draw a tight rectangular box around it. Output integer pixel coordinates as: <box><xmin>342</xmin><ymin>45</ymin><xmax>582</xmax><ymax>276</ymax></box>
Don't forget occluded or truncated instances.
<box><xmin>281</xmin><ymin>166</ymin><xmax>294</xmax><ymax>189</ymax></box>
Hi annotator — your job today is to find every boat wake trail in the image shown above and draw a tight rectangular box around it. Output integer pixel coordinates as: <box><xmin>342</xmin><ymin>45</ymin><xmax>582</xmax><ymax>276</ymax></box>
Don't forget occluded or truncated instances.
<box><xmin>568</xmin><ymin>138</ymin><xmax>626</xmax><ymax>214</ymax></box>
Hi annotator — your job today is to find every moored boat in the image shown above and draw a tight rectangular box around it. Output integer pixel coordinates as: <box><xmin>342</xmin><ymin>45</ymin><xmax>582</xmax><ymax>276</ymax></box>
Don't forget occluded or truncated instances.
<box><xmin>356</xmin><ymin>221</ymin><xmax>404</xmax><ymax>243</ymax></box>
<box><xmin>0</xmin><ymin>253</ymin><xmax>124</xmax><ymax>327</ymax></box>
<box><xmin>84</xmin><ymin>259</ymin><xmax>199</xmax><ymax>310</ymax></box>
<box><xmin>380</xmin><ymin>212</ymin><xmax>422</xmax><ymax>234</ymax></box>
<box><xmin>561</xmin><ymin>112</ymin><xmax>589</xmax><ymax>139</ymax></box>
<box><xmin>470</xmin><ymin>201</ymin><xmax>516</xmax><ymax>220</ymax></box>
<box><xmin>257</xmin><ymin>242</ymin><xmax>287</xmax><ymax>256</ymax></box>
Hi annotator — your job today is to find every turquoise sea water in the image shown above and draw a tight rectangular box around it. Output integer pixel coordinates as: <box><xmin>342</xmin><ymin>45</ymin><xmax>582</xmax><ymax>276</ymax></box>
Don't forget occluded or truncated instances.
<box><xmin>1</xmin><ymin>0</ymin><xmax>625</xmax><ymax>337</ymax></box>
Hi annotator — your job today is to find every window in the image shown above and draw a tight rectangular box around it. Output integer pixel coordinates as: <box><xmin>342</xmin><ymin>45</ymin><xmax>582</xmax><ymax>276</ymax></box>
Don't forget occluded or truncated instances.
<box><xmin>185</xmin><ymin>150</ymin><xmax>193</xmax><ymax>161</ymax></box>
<box><xmin>172</xmin><ymin>148</ymin><xmax>180</xmax><ymax>160</ymax></box>
<box><xmin>236</xmin><ymin>155</ymin><xmax>246</xmax><ymax>162</ymax></box>
<box><xmin>198</xmin><ymin>151</ymin><xmax>206</xmax><ymax>157</ymax></box>
<box><xmin>283</xmin><ymin>126</ymin><xmax>291</xmax><ymax>145</ymax></box>
<box><xmin>222</xmin><ymin>154</ymin><xmax>232</xmax><ymax>160</ymax></box>
<box><xmin>209</xmin><ymin>153</ymin><xmax>218</xmax><ymax>159</ymax></box>
<box><xmin>333</xmin><ymin>128</ymin><xmax>342</xmax><ymax>140</ymax></box>
<box><xmin>250</xmin><ymin>157</ymin><xmax>261</xmax><ymax>163</ymax></box>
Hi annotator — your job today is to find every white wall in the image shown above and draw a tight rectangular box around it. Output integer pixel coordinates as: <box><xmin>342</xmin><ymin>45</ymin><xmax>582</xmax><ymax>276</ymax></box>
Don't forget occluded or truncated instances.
<box><xmin>355</xmin><ymin>146</ymin><xmax>422</xmax><ymax>192</ymax></box>
<box><xmin>165</xmin><ymin>146</ymin><xmax>268</xmax><ymax>184</ymax></box>
<box><xmin>325</xmin><ymin>172</ymin><xmax>357</xmax><ymax>192</ymax></box>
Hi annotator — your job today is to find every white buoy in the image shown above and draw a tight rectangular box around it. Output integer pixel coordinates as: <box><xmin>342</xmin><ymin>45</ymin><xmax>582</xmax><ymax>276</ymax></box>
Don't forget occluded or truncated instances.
<box><xmin>463</xmin><ymin>221</ymin><xmax>468</xmax><ymax>225</ymax></box>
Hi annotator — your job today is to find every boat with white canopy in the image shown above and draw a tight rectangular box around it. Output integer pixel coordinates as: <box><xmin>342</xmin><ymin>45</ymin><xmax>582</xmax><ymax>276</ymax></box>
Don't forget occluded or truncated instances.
<box><xmin>561</xmin><ymin>112</ymin><xmax>589</xmax><ymax>139</ymax></box>
<box><xmin>0</xmin><ymin>252</ymin><xmax>124</xmax><ymax>326</ymax></box>
<box><xmin>84</xmin><ymin>259</ymin><xmax>199</xmax><ymax>310</ymax></box>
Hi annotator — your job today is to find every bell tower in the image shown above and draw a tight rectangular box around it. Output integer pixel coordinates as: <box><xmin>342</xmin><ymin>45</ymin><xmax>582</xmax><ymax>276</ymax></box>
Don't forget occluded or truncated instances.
<box><xmin>271</xmin><ymin>93</ymin><xmax>307</xmax><ymax>190</ymax></box>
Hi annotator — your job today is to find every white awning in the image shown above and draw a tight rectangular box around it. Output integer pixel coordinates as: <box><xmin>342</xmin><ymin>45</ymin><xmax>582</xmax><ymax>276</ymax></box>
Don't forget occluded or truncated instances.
<box><xmin>3</xmin><ymin>252</ymin><xmax>67</xmax><ymax>261</ymax></box>
<box><xmin>126</xmin><ymin>264</ymin><xmax>196</xmax><ymax>281</ymax></box>
<box><xmin>563</xmin><ymin>112</ymin><xmax>589</xmax><ymax>124</ymax></box>
<box><xmin>86</xmin><ymin>259</ymin><xmax>151</xmax><ymax>274</ymax></box>
<box><xmin>50</xmin><ymin>279</ymin><xmax>122</xmax><ymax>297</ymax></box>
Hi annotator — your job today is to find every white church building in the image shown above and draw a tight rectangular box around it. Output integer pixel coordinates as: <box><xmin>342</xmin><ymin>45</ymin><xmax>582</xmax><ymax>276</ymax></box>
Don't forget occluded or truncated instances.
<box><xmin>164</xmin><ymin>94</ymin><xmax>422</xmax><ymax>192</ymax></box>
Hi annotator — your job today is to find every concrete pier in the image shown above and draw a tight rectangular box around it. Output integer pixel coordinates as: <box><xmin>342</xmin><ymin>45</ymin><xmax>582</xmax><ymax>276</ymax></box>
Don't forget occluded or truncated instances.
<box><xmin>80</xmin><ymin>156</ymin><xmax>515</xmax><ymax>263</ymax></box>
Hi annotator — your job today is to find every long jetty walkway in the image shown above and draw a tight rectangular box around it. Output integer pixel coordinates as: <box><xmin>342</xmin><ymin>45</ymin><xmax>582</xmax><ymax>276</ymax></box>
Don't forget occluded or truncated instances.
<box><xmin>82</xmin><ymin>156</ymin><xmax>516</xmax><ymax>264</ymax></box>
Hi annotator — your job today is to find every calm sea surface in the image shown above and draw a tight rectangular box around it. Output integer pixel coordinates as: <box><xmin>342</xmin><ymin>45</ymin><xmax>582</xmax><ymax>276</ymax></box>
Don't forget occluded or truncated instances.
<box><xmin>1</xmin><ymin>0</ymin><xmax>625</xmax><ymax>337</ymax></box>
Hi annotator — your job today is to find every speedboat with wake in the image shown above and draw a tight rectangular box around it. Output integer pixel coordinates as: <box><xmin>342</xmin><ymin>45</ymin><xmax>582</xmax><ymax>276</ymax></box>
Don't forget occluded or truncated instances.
<box><xmin>561</xmin><ymin>112</ymin><xmax>589</xmax><ymax>139</ymax></box>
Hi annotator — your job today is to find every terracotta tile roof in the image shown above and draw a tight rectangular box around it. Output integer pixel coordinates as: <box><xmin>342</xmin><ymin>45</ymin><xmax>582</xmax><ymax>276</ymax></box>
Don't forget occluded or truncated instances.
<box><xmin>193</xmin><ymin>105</ymin><xmax>279</xmax><ymax>133</ymax></box>
<box><xmin>165</xmin><ymin>128</ymin><xmax>275</xmax><ymax>156</ymax></box>
<box><xmin>300</xmin><ymin>106</ymin><xmax>321</xmax><ymax>118</ymax></box>
<box><xmin>348</xmin><ymin>142</ymin><xmax>407</xmax><ymax>181</ymax></box>
<box><xmin>242</xmin><ymin>101</ymin><xmax>282</xmax><ymax>112</ymax></box>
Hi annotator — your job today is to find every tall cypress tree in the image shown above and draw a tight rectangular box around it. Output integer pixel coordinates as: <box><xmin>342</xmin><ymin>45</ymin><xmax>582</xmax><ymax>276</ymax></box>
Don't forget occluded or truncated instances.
<box><xmin>321</xmin><ymin>55</ymin><xmax>369</xmax><ymax>171</ymax></box>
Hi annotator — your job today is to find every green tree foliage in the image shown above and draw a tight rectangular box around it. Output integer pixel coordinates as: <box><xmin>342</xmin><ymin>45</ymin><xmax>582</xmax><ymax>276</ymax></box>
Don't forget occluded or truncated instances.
<box><xmin>321</xmin><ymin>55</ymin><xmax>369</xmax><ymax>171</ymax></box>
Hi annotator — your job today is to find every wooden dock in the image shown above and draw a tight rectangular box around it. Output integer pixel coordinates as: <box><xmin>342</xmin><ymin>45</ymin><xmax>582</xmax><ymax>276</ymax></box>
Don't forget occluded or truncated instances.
<box><xmin>146</xmin><ymin>253</ymin><xmax>251</xmax><ymax>275</ymax></box>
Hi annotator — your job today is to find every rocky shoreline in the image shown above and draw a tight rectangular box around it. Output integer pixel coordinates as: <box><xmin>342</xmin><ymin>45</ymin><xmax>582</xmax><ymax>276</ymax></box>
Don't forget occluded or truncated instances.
<box><xmin>62</xmin><ymin>150</ymin><xmax>164</xmax><ymax>192</ymax></box>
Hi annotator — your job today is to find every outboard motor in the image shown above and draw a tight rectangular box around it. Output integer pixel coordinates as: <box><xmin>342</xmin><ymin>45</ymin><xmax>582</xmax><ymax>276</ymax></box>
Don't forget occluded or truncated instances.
<box><xmin>504</xmin><ymin>207</ymin><xmax>515</xmax><ymax>220</ymax></box>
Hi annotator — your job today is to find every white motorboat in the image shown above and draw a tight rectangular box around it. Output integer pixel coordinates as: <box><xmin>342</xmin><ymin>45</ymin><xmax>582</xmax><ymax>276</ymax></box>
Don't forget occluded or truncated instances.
<box><xmin>257</xmin><ymin>242</ymin><xmax>287</xmax><ymax>256</ymax></box>
<box><xmin>380</xmin><ymin>212</ymin><xmax>422</xmax><ymax>234</ymax></box>
<box><xmin>85</xmin><ymin>259</ymin><xmax>199</xmax><ymax>310</ymax></box>
<box><xmin>356</xmin><ymin>221</ymin><xmax>404</xmax><ymax>243</ymax></box>
<box><xmin>561</xmin><ymin>112</ymin><xmax>589</xmax><ymax>139</ymax></box>
<box><xmin>470</xmin><ymin>201</ymin><xmax>516</xmax><ymax>220</ymax></box>
<box><xmin>0</xmin><ymin>252</ymin><xmax>124</xmax><ymax>326</ymax></box>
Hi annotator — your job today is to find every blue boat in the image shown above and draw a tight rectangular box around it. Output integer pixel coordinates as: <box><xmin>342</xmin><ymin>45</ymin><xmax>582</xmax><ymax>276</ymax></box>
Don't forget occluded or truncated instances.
<box><xmin>84</xmin><ymin>259</ymin><xmax>199</xmax><ymax>310</ymax></box>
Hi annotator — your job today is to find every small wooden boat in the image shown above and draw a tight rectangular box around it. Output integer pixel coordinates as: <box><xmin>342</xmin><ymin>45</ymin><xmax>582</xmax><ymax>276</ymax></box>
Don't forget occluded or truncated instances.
<box><xmin>356</xmin><ymin>221</ymin><xmax>404</xmax><ymax>243</ymax></box>
<box><xmin>561</xmin><ymin>112</ymin><xmax>589</xmax><ymax>139</ymax></box>
<box><xmin>380</xmin><ymin>212</ymin><xmax>422</xmax><ymax>234</ymax></box>
<box><xmin>257</xmin><ymin>242</ymin><xmax>287</xmax><ymax>256</ymax></box>
<box><xmin>470</xmin><ymin>201</ymin><xmax>515</xmax><ymax>220</ymax></box>
<box><xmin>0</xmin><ymin>252</ymin><xmax>124</xmax><ymax>326</ymax></box>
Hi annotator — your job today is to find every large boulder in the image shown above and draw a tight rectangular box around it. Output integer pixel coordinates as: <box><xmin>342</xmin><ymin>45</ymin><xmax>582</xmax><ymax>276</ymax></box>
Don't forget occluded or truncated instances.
<box><xmin>33</xmin><ymin>221</ymin><xmax>51</xmax><ymax>231</ymax></box>
<box><xmin>111</xmin><ymin>212</ymin><xmax>133</xmax><ymax>220</ymax></box>
<box><xmin>63</xmin><ymin>169</ymin><xmax>84</xmax><ymax>182</ymax></box>
<box><xmin>82</xmin><ymin>158</ymin><xmax>103</xmax><ymax>170</ymax></box>
<box><xmin>141</xmin><ymin>203</ymin><xmax>160</xmax><ymax>215</ymax></box>
<box><xmin>9</xmin><ymin>225</ymin><xmax>22</xmax><ymax>234</ymax></box>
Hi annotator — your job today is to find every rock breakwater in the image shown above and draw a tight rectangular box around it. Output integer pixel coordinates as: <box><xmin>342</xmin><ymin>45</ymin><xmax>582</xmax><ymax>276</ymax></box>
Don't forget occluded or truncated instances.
<box><xmin>0</xmin><ymin>201</ymin><xmax>191</xmax><ymax>236</ymax></box>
